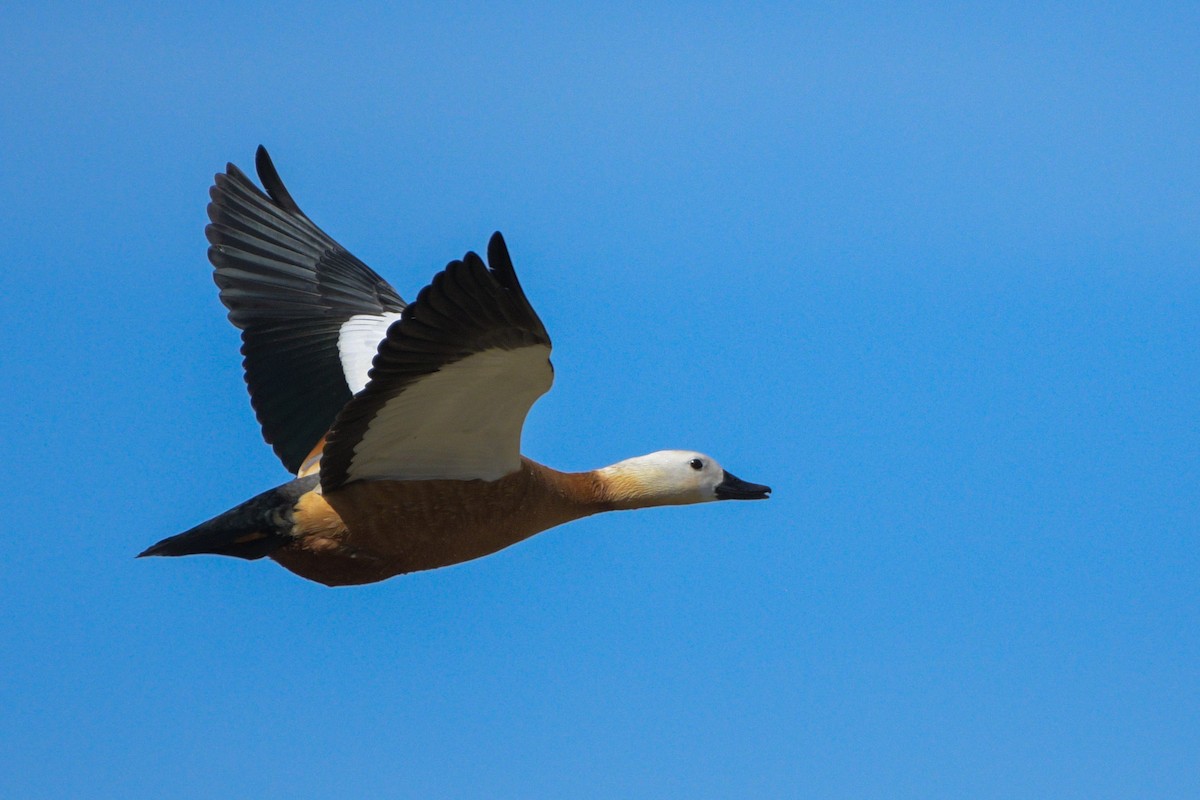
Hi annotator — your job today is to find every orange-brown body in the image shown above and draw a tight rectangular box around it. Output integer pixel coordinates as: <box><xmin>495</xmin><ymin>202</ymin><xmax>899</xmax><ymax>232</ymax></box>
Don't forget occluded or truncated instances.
<box><xmin>273</xmin><ymin>459</ymin><xmax>612</xmax><ymax>586</ymax></box>
<box><xmin>141</xmin><ymin>152</ymin><xmax>771</xmax><ymax>585</ymax></box>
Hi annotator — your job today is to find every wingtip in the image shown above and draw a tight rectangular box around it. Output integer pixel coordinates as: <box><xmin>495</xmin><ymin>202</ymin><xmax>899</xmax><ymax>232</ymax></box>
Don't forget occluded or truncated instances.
<box><xmin>253</xmin><ymin>145</ymin><xmax>304</xmax><ymax>216</ymax></box>
<box><xmin>486</xmin><ymin>231</ymin><xmax>516</xmax><ymax>284</ymax></box>
<box><xmin>487</xmin><ymin>231</ymin><xmax>508</xmax><ymax>262</ymax></box>
<box><xmin>254</xmin><ymin>144</ymin><xmax>273</xmax><ymax>180</ymax></box>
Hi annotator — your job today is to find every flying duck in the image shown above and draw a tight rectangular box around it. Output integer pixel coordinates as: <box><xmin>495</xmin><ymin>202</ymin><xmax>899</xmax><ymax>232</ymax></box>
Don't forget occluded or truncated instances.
<box><xmin>139</xmin><ymin>147</ymin><xmax>770</xmax><ymax>586</ymax></box>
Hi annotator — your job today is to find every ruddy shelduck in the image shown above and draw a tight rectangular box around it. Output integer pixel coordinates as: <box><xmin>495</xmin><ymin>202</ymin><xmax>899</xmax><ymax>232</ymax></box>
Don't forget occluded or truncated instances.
<box><xmin>140</xmin><ymin>147</ymin><xmax>770</xmax><ymax>586</ymax></box>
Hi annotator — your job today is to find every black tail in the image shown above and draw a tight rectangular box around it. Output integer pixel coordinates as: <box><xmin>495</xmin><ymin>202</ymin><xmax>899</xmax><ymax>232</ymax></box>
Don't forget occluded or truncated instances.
<box><xmin>139</xmin><ymin>475</ymin><xmax>320</xmax><ymax>560</ymax></box>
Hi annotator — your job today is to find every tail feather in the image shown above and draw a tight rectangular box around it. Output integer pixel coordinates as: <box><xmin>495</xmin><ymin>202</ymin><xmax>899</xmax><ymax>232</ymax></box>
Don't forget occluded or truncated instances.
<box><xmin>139</xmin><ymin>475</ymin><xmax>320</xmax><ymax>561</ymax></box>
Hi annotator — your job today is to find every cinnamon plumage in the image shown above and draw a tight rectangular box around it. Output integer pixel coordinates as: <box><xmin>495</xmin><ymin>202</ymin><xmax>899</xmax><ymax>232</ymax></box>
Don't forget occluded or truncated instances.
<box><xmin>139</xmin><ymin>147</ymin><xmax>770</xmax><ymax>586</ymax></box>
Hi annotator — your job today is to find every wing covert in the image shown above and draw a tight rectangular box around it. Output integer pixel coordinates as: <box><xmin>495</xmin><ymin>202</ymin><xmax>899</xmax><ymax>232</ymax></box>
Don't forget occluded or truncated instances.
<box><xmin>321</xmin><ymin>233</ymin><xmax>552</xmax><ymax>491</ymax></box>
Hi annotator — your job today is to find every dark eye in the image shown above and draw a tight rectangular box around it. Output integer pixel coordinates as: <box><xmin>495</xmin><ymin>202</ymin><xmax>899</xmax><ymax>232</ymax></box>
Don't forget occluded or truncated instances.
<box><xmin>689</xmin><ymin>459</ymin><xmax>704</xmax><ymax>471</ymax></box>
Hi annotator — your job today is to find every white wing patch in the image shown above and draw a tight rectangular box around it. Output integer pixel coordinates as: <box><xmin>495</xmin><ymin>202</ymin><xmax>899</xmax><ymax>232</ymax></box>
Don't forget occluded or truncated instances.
<box><xmin>338</xmin><ymin>312</ymin><xmax>406</xmax><ymax>394</ymax></box>
<box><xmin>345</xmin><ymin>345</ymin><xmax>553</xmax><ymax>482</ymax></box>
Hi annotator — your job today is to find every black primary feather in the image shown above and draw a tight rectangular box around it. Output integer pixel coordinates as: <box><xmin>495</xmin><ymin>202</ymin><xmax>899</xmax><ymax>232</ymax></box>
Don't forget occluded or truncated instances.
<box><xmin>206</xmin><ymin>147</ymin><xmax>406</xmax><ymax>473</ymax></box>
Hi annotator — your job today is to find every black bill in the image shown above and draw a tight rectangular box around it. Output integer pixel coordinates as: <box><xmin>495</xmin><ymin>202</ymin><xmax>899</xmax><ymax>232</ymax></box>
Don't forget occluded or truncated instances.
<box><xmin>714</xmin><ymin>470</ymin><xmax>771</xmax><ymax>500</ymax></box>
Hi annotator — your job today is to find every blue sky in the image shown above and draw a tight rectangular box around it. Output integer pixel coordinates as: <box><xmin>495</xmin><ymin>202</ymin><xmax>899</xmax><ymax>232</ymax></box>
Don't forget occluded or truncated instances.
<box><xmin>1</xmin><ymin>3</ymin><xmax>1197</xmax><ymax>797</ymax></box>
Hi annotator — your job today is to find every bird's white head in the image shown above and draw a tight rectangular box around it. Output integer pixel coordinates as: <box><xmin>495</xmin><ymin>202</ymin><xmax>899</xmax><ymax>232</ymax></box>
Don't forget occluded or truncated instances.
<box><xmin>598</xmin><ymin>450</ymin><xmax>771</xmax><ymax>509</ymax></box>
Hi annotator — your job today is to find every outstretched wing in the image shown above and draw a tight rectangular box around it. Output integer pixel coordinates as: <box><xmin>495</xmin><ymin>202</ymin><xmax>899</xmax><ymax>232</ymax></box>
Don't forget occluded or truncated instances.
<box><xmin>207</xmin><ymin>146</ymin><xmax>406</xmax><ymax>474</ymax></box>
<box><xmin>321</xmin><ymin>233</ymin><xmax>553</xmax><ymax>491</ymax></box>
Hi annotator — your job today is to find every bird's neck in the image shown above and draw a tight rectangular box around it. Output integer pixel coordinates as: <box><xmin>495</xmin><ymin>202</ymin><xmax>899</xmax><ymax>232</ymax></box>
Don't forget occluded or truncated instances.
<box><xmin>529</xmin><ymin>459</ymin><xmax>678</xmax><ymax>512</ymax></box>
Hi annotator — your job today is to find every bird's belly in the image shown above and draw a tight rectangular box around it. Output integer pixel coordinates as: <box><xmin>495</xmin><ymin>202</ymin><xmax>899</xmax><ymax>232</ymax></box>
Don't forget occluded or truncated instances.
<box><xmin>271</xmin><ymin>476</ymin><xmax>548</xmax><ymax>586</ymax></box>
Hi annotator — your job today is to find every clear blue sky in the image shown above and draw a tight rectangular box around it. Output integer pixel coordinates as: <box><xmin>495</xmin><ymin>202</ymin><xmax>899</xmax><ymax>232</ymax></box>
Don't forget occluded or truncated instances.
<box><xmin>1</xmin><ymin>3</ymin><xmax>1196</xmax><ymax>797</ymax></box>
